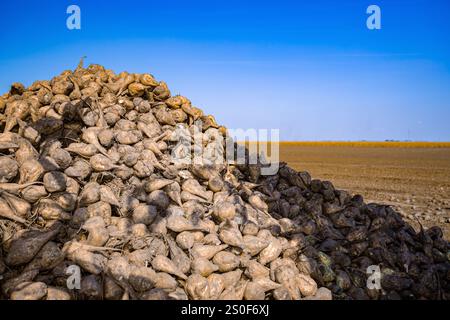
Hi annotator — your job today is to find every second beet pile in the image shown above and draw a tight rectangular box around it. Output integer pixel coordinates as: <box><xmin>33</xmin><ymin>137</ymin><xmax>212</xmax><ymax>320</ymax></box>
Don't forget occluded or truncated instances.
<box><xmin>0</xmin><ymin>61</ymin><xmax>448</xmax><ymax>300</ymax></box>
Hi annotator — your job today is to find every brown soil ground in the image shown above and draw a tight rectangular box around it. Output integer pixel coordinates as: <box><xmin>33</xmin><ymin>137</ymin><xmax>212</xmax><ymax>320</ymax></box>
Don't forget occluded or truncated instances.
<box><xmin>279</xmin><ymin>144</ymin><xmax>450</xmax><ymax>239</ymax></box>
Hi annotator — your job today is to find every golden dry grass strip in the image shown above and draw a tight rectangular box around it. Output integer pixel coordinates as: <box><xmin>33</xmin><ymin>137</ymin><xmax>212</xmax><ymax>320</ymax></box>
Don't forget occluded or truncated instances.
<box><xmin>239</xmin><ymin>141</ymin><xmax>450</xmax><ymax>148</ymax></box>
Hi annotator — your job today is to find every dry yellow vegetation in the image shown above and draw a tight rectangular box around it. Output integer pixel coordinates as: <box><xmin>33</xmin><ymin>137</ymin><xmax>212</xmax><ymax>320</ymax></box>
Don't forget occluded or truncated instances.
<box><xmin>276</xmin><ymin>141</ymin><xmax>450</xmax><ymax>148</ymax></box>
<box><xmin>239</xmin><ymin>141</ymin><xmax>450</xmax><ymax>149</ymax></box>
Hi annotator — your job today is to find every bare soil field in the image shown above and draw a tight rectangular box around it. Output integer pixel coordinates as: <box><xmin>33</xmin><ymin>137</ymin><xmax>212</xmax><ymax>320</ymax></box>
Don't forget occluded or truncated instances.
<box><xmin>278</xmin><ymin>143</ymin><xmax>450</xmax><ymax>239</ymax></box>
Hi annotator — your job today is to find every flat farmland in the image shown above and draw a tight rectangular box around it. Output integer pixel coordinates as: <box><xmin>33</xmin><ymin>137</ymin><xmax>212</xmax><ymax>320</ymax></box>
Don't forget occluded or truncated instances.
<box><xmin>278</xmin><ymin>142</ymin><xmax>450</xmax><ymax>238</ymax></box>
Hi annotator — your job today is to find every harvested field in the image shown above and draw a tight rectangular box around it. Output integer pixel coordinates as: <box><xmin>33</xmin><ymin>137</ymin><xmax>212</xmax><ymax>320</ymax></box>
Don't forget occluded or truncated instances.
<box><xmin>278</xmin><ymin>142</ymin><xmax>450</xmax><ymax>238</ymax></box>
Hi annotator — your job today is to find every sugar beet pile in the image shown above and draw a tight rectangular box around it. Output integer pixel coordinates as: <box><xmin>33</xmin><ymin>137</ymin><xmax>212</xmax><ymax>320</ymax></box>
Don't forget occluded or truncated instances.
<box><xmin>0</xmin><ymin>61</ymin><xmax>448</xmax><ymax>300</ymax></box>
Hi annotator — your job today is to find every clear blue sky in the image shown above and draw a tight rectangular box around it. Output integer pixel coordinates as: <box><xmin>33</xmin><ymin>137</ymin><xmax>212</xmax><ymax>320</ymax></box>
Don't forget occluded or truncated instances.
<box><xmin>1</xmin><ymin>0</ymin><xmax>449</xmax><ymax>141</ymax></box>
